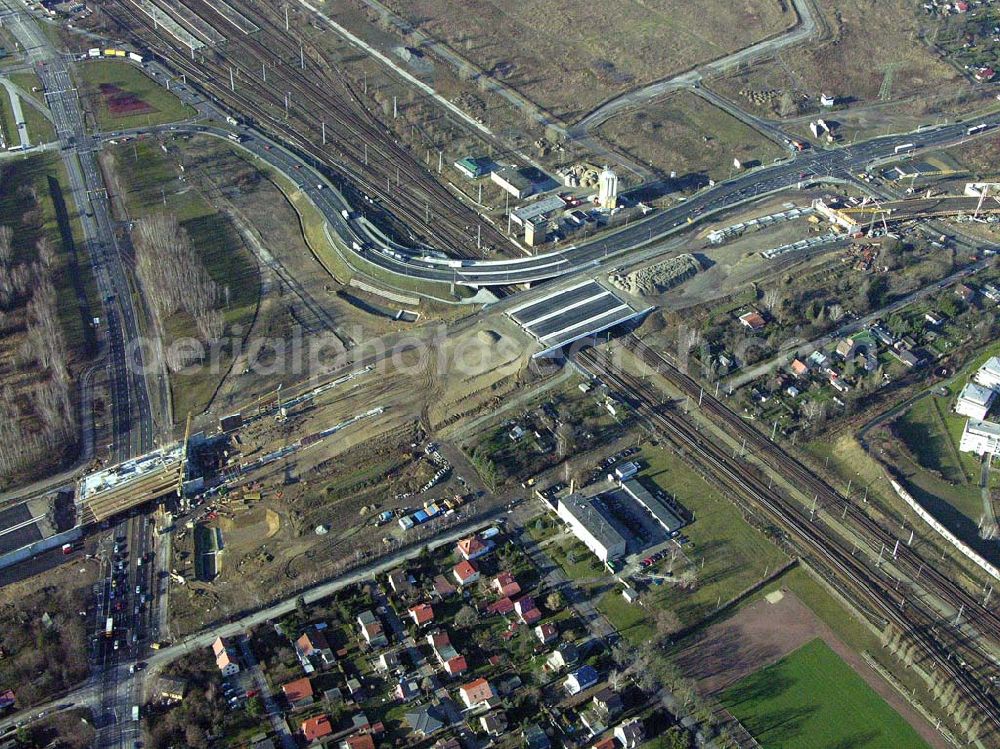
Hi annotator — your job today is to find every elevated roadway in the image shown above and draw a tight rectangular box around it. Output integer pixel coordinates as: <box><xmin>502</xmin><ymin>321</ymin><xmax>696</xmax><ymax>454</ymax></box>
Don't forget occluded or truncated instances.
<box><xmin>151</xmin><ymin>116</ymin><xmax>1000</xmax><ymax>288</ymax></box>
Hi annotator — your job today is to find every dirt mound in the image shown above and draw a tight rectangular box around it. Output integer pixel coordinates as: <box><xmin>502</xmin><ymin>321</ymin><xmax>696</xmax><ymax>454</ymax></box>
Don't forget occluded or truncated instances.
<box><xmin>608</xmin><ymin>253</ymin><xmax>701</xmax><ymax>296</ymax></box>
<box><xmin>478</xmin><ymin>329</ymin><xmax>502</xmax><ymax>344</ymax></box>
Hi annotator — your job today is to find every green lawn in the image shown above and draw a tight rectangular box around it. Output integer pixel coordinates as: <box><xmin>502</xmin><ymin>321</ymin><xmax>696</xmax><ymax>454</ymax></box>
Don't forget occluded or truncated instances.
<box><xmin>596</xmin><ymin>589</ymin><xmax>655</xmax><ymax>643</ymax></box>
<box><xmin>111</xmin><ymin>136</ymin><xmax>259</xmax><ymax>420</ymax></box>
<box><xmin>77</xmin><ymin>60</ymin><xmax>195</xmax><ymax>130</ymax></box>
<box><xmin>724</xmin><ymin>639</ymin><xmax>928</xmax><ymax>749</ymax></box>
<box><xmin>637</xmin><ymin>445</ymin><xmax>788</xmax><ymax>626</ymax></box>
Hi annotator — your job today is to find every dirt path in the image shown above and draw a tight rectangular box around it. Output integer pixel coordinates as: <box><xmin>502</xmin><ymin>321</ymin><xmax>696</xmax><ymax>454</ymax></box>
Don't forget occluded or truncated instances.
<box><xmin>675</xmin><ymin>590</ymin><xmax>949</xmax><ymax>749</ymax></box>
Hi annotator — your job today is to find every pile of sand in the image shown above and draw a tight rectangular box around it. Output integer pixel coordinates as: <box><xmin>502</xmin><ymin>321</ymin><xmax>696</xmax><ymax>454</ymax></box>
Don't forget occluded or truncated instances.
<box><xmin>608</xmin><ymin>253</ymin><xmax>701</xmax><ymax>296</ymax></box>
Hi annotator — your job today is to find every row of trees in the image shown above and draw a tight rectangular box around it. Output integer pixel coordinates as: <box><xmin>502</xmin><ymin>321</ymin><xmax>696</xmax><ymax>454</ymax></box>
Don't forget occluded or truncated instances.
<box><xmin>133</xmin><ymin>213</ymin><xmax>225</xmax><ymax>351</ymax></box>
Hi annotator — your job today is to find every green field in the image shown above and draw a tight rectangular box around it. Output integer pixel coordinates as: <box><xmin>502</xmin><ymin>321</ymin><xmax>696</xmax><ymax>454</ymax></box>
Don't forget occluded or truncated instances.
<box><xmin>111</xmin><ymin>136</ymin><xmax>259</xmax><ymax>419</ymax></box>
<box><xmin>77</xmin><ymin>61</ymin><xmax>195</xmax><ymax>130</ymax></box>
<box><xmin>723</xmin><ymin>638</ymin><xmax>928</xmax><ymax>749</ymax></box>
<box><xmin>597</xmin><ymin>443</ymin><xmax>788</xmax><ymax>643</ymax></box>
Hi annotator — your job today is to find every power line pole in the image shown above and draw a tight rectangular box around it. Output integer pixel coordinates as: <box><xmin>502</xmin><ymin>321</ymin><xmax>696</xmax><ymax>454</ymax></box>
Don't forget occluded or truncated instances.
<box><xmin>321</xmin><ymin>121</ymin><xmax>325</xmax><ymax>145</ymax></box>
<box><xmin>285</xmin><ymin>4</ymin><xmax>290</xmax><ymax>31</ymax></box>
<box><xmin>229</xmin><ymin>66</ymin><xmax>235</xmax><ymax>92</ymax></box>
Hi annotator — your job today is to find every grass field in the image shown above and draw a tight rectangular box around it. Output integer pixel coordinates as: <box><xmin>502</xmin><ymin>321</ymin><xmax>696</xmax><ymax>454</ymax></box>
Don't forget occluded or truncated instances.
<box><xmin>379</xmin><ymin>0</ymin><xmax>793</xmax><ymax>119</ymax></box>
<box><xmin>77</xmin><ymin>61</ymin><xmax>195</xmax><ymax>130</ymax></box>
<box><xmin>597</xmin><ymin>91</ymin><xmax>785</xmax><ymax>184</ymax></box>
<box><xmin>723</xmin><ymin>638</ymin><xmax>929</xmax><ymax>749</ymax></box>
<box><xmin>109</xmin><ymin>136</ymin><xmax>259</xmax><ymax>419</ymax></box>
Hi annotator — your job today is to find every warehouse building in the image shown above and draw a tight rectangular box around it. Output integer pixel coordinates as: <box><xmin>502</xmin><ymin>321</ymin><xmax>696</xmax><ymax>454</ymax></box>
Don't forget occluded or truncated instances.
<box><xmin>556</xmin><ymin>494</ymin><xmax>627</xmax><ymax>562</ymax></box>
<box><xmin>959</xmin><ymin>418</ymin><xmax>1000</xmax><ymax>456</ymax></box>
<box><xmin>491</xmin><ymin>166</ymin><xmax>533</xmax><ymax>199</ymax></box>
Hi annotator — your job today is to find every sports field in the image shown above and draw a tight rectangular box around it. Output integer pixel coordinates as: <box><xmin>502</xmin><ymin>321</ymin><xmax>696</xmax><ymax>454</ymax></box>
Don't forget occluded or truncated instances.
<box><xmin>722</xmin><ymin>638</ymin><xmax>929</xmax><ymax>749</ymax></box>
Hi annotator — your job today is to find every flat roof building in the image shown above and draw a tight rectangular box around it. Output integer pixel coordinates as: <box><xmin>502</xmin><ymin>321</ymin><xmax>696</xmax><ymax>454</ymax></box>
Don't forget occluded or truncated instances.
<box><xmin>976</xmin><ymin>356</ymin><xmax>1000</xmax><ymax>390</ymax></box>
<box><xmin>556</xmin><ymin>493</ymin><xmax>627</xmax><ymax>562</ymax></box>
<box><xmin>511</xmin><ymin>195</ymin><xmax>567</xmax><ymax>226</ymax></box>
<box><xmin>956</xmin><ymin>382</ymin><xmax>996</xmax><ymax>421</ymax></box>
<box><xmin>491</xmin><ymin>166</ymin><xmax>533</xmax><ymax>199</ymax></box>
<box><xmin>960</xmin><ymin>418</ymin><xmax>1000</xmax><ymax>456</ymax></box>
<box><xmin>620</xmin><ymin>479</ymin><xmax>685</xmax><ymax>535</ymax></box>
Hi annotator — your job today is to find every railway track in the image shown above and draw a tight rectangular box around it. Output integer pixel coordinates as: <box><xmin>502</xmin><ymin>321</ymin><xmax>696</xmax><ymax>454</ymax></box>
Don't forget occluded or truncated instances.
<box><xmin>577</xmin><ymin>346</ymin><xmax>999</xmax><ymax>740</ymax></box>
<box><xmin>102</xmin><ymin>0</ymin><xmax>503</xmax><ymax>258</ymax></box>
<box><xmin>620</xmin><ymin>333</ymin><xmax>1000</xmax><ymax>648</ymax></box>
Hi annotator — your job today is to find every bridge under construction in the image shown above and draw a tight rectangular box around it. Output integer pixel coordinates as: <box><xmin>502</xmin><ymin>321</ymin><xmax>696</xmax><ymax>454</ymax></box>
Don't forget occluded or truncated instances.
<box><xmin>814</xmin><ymin>194</ymin><xmax>1000</xmax><ymax>234</ymax></box>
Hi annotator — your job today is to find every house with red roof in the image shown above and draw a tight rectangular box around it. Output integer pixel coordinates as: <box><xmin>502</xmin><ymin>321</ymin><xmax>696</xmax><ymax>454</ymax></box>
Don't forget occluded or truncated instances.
<box><xmin>514</xmin><ymin>596</ymin><xmax>541</xmax><ymax>624</ymax></box>
<box><xmin>493</xmin><ymin>571</ymin><xmax>521</xmax><ymax>598</ymax></box>
<box><xmin>428</xmin><ymin>630</ymin><xmax>459</xmax><ymax>663</ymax></box>
<box><xmin>444</xmin><ymin>655</ymin><xmax>468</xmax><ymax>677</ymax></box>
<box><xmin>408</xmin><ymin>603</ymin><xmax>435</xmax><ymax>627</ymax></box>
<box><xmin>488</xmin><ymin>596</ymin><xmax>515</xmax><ymax>616</ymax></box>
<box><xmin>340</xmin><ymin>736</ymin><xmax>375</xmax><ymax>749</ymax></box>
<box><xmin>456</xmin><ymin>534</ymin><xmax>492</xmax><ymax>560</ymax></box>
<box><xmin>282</xmin><ymin>677</ymin><xmax>314</xmax><ymax>709</ymax></box>
<box><xmin>453</xmin><ymin>560</ymin><xmax>480</xmax><ymax>586</ymax></box>
<box><xmin>301</xmin><ymin>714</ymin><xmax>333</xmax><ymax>743</ymax></box>
<box><xmin>458</xmin><ymin>677</ymin><xmax>495</xmax><ymax>709</ymax></box>
<box><xmin>535</xmin><ymin>623</ymin><xmax>558</xmax><ymax>644</ymax></box>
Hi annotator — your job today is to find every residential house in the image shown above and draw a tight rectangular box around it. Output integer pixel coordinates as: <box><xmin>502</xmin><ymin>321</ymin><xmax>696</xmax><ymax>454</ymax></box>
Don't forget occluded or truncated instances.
<box><xmin>925</xmin><ymin>311</ymin><xmax>946</xmax><ymax>327</ymax></box>
<box><xmin>493</xmin><ymin>571</ymin><xmax>521</xmax><ymax>598</ymax></box>
<box><xmin>592</xmin><ymin>688</ymin><xmax>624</xmax><ymax>719</ymax></box>
<box><xmin>807</xmin><ymin>350</ymin><xmax>828</xmax><ymax>369</ymax></box>
<box><xmin>487</xmin><ymin>596</ymin><xmax>515</xmax><ymax>616</ymax></box>
<box><xmin>155</xmin><ymin>677</ymin><xmax>186</xmax><ymax>703</ymax></box>
<box><xmin>0</xmin><ymin>690</ymin><xmax>13</xmax><ymax>712</ymax></box>
<box><xmin>282</xmin><ymin>677</ymin><xmax>314</xmax><ymax>709</ymax></box>
<box><xmin>738</xmin><ymin>311</ymin><xmax>766</xmax><ymax>330</ymax></box>
<box><xmin>514</xmin><ymin>596</ymin><xmax>541</xmax><ymax>624</ymax></box>
<box><xmin>444</xmin><ymin>655</ymin><xmax>468</xmax><ymax>677</ymax></box>
<box><xmin>983</xmin><ymin>283</ymin><xmax>1000</xmax><ymax>303</ymax></box>
<box><xmin>301</xmin><ymin>714</ymin><xmax>333</xmax><ymax>744</ymax></box>
<box><xmin>433</xmin><ymin>739</ymin><xmax>462</xmax><ymax>749</ymax></box>
<box><xmin>250</xmin><ymin>737</ymin><xmax>276</xmax><ymax>749</ymax></box>
<box><xmin>340</xmin><ymin>737</ymin><xmax>375</xmax><ymax>749</ymax></box>
<box><xmin>387</xmin><ymin>570</ymin><xmax>414</xmax><ymax>598</ymax></box>
<box><xmin>376</xmin><ymin>651</ymin><xmax>401</xmax><ymax>673</ymax></box>
<box><xmin>592</xmin><ymin>738</ymin><xmax>616</xmax><ymax>749</ymax></box>
<box><xmin>615</xmin><ymin>718</ymin><xmax>645</xmax><ymax>748</ymax></box>
<box><xmin>296</xmin><ymin>628</ymin><xmax>335</xmax><ymax>669</ymax></box>
<box><xmin>346</xmin><ymin>678</ymin><xmax>365</xmax><ymax>701</ymax></box>
<box><xmin>409</xmin><ymin>603</ymin><xmax>435</xmax><ymax>627</ymax></box>
<box><xmin>357</xmin><ymin>610</ymin><xmax>388</xmax><ymax>648</ymax></box>
<box><xmin>432</xmin><ymin>575</ymin><xmax>456</xmax><ymax>598</ymax></box>
<box><xmin>835</xmin><ymin>337</ymin><xmax>857</xmax><ymax>360</ymax></box>
<box><xmin>405</xmin><ymin>705</ymin><xmax>444</xmax><ymax>737</ymax></box>
<box><xmin>480</xmin><ymin>711</ymin><xmax>508</xmax><ymax>736</ymax></box>
<box><xmin>458</xmin><ymin>677</ymin><xmax>495</xmax><ymax>709</ymax></box>
<box><xmin>212</xmin><ymin>637</ymin><xmax>240</xmax><ymax>676</ymax></box>
<box><xmin>790</xmin><ymin>358</ymin><xmax>809</xmax><ymax>378</ymax></box>
<box><xmin>456</xmin><ymin>535</ymin><xmax>492</xmax><ymax>560</ymax></box>
<box><xmin>955</xmin><ymin>283</ymin><xmax>976</xmax><ymax>304</ymax></box>
<box><xmin>453</xmin><ymin>560</ymin><xmax>480</xmax><ymax>586</ymax></box>
<box><xmin>547</xmin><ymin>642</ymin><xmax>579</xmax><ymax>671</ymax></box>
<box><xmin>428</xmin><ymin>630</ymin><xmax>459</xmax><ymax>664</ymax></box>
<box><xmin>395</xmin><ymin>676</ymin><xmax>421</xmax><ymax>702</ymax></box>
<box><xmin>523</xmin><ymin>723</ymin><xmax>551</xmax><ymax>749</ymax></box>
<box><xmin>535</xmin><ymin>623</ymin><xmax>558</xmax><ymax>644</ymax></box>
<box><xmin>565</xmin><ymin>665</ymin><xmax>599</xmax><ymax>695</ymax></box>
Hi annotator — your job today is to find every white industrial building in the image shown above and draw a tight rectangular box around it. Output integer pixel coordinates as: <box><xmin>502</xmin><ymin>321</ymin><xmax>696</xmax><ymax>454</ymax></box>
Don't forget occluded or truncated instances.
<box><xmin>975</xmin><ymin>357</ymin><xmax>1000</xmax><ymax>390</ymax></box>
<box><xmin>955</xmin><ymin>382</ymin><xmax>996</xmax><ymax>420</ymax></box>
<box><xmin>959</xmin><ymin>418</ymin><xmax>1000</xmax><ymax>456</ymax></box>
<box><xmin>556</xmin><ymin>494</ymin><xmax>627</xmax><ymax>562</ymax></box>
